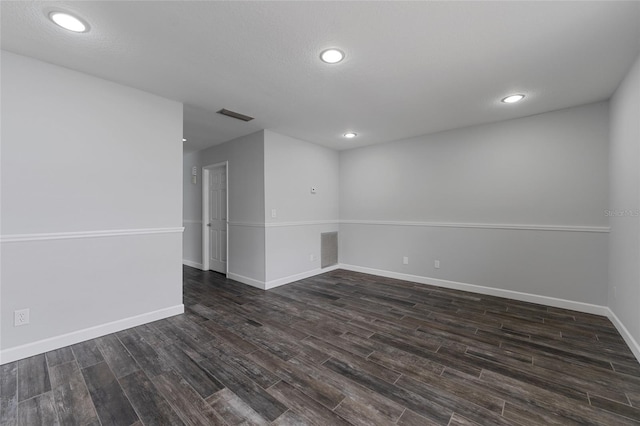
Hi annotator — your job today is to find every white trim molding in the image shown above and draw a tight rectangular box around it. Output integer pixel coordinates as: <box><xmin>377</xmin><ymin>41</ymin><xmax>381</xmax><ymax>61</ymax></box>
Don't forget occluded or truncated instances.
<box><xmin>0</xmin><ymin>304</ymin><xmax>184</xmax><ymax>365</ymax></box>
<box><xmin>229</xmin><ymin>220</ymin><xmax>339</xmax><ymax>228</ymax></box>
<box><xmin>606</xmin><ymin>309</ymin><xmax>640</xmax><ymax>363</ymax></box>
<box><xmin>227</xmin><ymin>265</ymin><xmax>341</xmax><ymax>291</ymax></box>
<box><xmin>265</xmin><ymin>220</ymin><xmax>339</xmax><ymax>228</ymax></box>
<box><xmin>183</xmin><ymin>260</ymin><xmax>204</xmax><ymax>270</ymax></box>
<box><xmin>1</xmin><ymin>227</ymin><xmax>185</xmax><ymax>243</ymax></box>
<box><xmin>227</xmin><ymin>273</ymin><xmax>266</xmax><ymax>290</ymax></box>
<box><xmin>338</xmin><ymin>264</ymin><xmax>609</xmax><ymax>316</ymax></box>
<box><xmin>265</xmin><ymin>265</ymin><xmax>341</xmax><ymax>290</ymax></box>
<box><xmin>228</xmin><ymin>221</ymin><xmax>265</xmax><ymax>228</ymax></box>
<box><xmin>340</xmin><ymin>220</ymin><xmax>609</xmax><ymax>233</ymax></box>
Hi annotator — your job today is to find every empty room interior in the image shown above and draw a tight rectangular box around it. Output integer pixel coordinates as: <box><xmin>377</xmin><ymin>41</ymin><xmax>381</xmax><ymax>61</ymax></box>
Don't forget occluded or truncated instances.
<box><xmin>2</xmin><ymin>1</ymin><xmax>640</xmax><ymax>425</ymax></box>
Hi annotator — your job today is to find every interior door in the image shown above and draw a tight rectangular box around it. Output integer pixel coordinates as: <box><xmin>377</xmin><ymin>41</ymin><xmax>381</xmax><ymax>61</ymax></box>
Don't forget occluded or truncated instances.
<box><xmin>208</xmin><ymin>164</ymin><xmax>227</xmax><ymax>273</ymax></box>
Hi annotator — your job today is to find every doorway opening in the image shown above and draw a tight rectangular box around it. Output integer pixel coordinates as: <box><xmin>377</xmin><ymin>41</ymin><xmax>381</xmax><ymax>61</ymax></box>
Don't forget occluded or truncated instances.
<box><xmin>202</xmin><ymin>162</ymin><xmax>228</xmax><ymax>274</ymax></box>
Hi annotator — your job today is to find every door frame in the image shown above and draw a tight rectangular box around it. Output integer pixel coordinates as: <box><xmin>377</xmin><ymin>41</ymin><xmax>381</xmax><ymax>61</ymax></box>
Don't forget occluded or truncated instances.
<box><xmin>202</xmin><ymin>161</ymin><xmax>229</xmax><ymax>274</ymax></box>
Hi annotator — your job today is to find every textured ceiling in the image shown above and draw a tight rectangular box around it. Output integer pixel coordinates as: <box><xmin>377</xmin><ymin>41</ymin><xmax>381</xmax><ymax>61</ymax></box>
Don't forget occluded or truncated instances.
<box><xmin>2</xmin><ymin>1</ymin><xmax>639</xmax><ymax>152</ymax></box>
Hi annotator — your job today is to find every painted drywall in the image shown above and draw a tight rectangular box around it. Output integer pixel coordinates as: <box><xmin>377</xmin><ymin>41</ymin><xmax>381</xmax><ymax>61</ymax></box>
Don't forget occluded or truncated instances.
<box><xmin>1</xmin><ymin>51</ymin><xmax>183</xmax><ymax>361</ymax></box>
<box><xmin>264</xmin><ymin>131</ymin><xmax>339</xmax><ymax>284</ymax></box>
<box><xmin>183</xmin><ymin>151</ymin><xmax>203</xmax><ymax>268</ymax></box>
<box><xmin>609</xmin><ymin>53</ymin><xmax>640</xmax><ymax>350</ymax></box>
<box><xmin>183</xmin><ymin>131</ymin><xmax>266</xmax><ymax>284</ymax></box>
<box><xmin>340</xmin><ymin>102</ymin><xmax>609</xmax><ymax>306</ymax></box>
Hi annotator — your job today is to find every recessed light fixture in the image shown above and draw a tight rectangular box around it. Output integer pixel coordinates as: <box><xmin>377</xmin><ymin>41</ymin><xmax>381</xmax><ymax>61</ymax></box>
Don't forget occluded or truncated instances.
<box><xmin>501</xmin><ymin>94</ymin><xmax>525</xmax><ymax>104</ymax></box>
<box><xmin>182</xmin><ymin>138</ymin><xmax>187</xmax><ymax>142</ymax></box>
<box><xmin>343</xmin><ymin>132</ymin><xmax>357</xmax><ymax>139</ymax></box>
<box><xmin>49</xmin><ymin>11</ymin><xmax>88</xmax><ymax>33</ymax></box>
<box><xmin>320</xmin><ymin>48</ymin><xmax>345</xmax><ymax>64</ymax></box>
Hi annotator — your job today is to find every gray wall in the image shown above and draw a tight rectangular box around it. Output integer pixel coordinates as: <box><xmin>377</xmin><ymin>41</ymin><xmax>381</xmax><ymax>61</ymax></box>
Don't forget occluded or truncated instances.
<box><xmin>1</xmin><ymin>52</ymin><xmax>183</xmax><ymax>361</ymax></box>
<box><xmin>183</xmin><ymin>130</ymin><xmax>340</xmax><ymax>287</ymax></box>
<box><xmin>609</xmin><ymin>54</ymin><xmax>640</xmax><ymax>348</ymax></box>
<box><xmin>183</xmin><ymin>151</ymin><xmax>203</xmax><ymax>266</ymax></box>
<box><xmin>264</xmin><ymin>131</ymin><xmax>339</xmax><ymax>284</ymax></box>
<box><xmin>182</xmin><ymin>131</ymin><xmax>266</xmax><ymax>284</ymax></box>
<box><xmin>340</xmin><ymin>102</ymin><xmax>610</xmax><ymax>307</ymax></box>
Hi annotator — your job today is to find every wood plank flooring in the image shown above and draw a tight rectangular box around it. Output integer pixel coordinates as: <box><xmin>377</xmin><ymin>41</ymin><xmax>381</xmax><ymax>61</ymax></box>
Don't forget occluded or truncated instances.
<box><xmin>2</xmin><ymin>266</ymin><xmax>640</xmax><ymax>425</ymax></box>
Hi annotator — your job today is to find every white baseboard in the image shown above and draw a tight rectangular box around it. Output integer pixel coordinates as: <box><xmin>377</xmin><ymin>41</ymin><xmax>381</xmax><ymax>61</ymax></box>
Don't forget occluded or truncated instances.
<box><xmin>265</xmin><ymin>265</ymin><xmax>341</xmax><ymax>290</ymax></box>
<box><xmin>606</xmin><ymin>308</ymin><xmax>640</xmax><ymax>363</ymax></box>
<box><xmin>0</xmin><ymin>304</ymin><xmax>184</xmax><ymax>365</ymax></box>
<box><xmin>338</xmin><ymin>264</ymin><xmax>609</xmax><ymax>316</ymax></box>
<box><xmin>227</xmin><ymin>273</ymin><xmax>266</xmax><ymax>290</ymax></box>
<box><xmin>183</xmin><ymin>259</ymin><xmax>204</xmax><ymax>270</ymax></box>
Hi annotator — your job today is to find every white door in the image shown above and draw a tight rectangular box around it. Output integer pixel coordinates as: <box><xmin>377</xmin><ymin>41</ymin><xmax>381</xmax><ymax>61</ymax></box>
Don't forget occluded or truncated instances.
<box><xmin>207</xmin><ymin>165</ymin><xmax>227</xmax><ymax>273</ymax></box>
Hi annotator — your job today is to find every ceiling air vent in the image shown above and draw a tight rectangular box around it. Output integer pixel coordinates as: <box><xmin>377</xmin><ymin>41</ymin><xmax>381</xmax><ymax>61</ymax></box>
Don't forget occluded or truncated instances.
<box><xmin>217</xmin><ymin>108</ymin><xmax>254</xmax><ymax>122</ymax></box>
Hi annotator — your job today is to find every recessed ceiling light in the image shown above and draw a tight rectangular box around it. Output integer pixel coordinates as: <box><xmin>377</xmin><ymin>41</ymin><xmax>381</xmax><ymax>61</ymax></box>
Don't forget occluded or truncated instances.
<box><xmin>320</xmin><ymin>48</ymin><xmax>345</xmax><ymax>64</ymax></box>
<box><xmin>182</xmin><ymin>138</ymin><xmax>187</xmax><ymax>142</ymax></box>
<box><xmin>49</xmin><ymin>12</ymin><xmax>88</xmax><ymax>33</ymax></box>
<box><xmin>502</xmin><ymin>94</ymin><xmax>525</xmax><ymax>104</ymax></box>
<box><xmin>343</xmin><ymin>132</ymin><xmax>357</xmax><ymax>139</ymax></box>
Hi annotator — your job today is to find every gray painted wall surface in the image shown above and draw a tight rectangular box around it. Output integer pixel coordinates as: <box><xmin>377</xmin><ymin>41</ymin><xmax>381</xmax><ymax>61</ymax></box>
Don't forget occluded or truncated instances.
<box><xmin>183</xmin><ymin>131</ymin><xmax>266</xmax><ymax>282</ymax></box>
<box><xmin>340</xmin><ymin>103</ymin><xmax>609</xmax><ymax>226</ymax></box>
<box><xmin>609</xmin><ymin>54</ymin><xmax>640</xmax><ymax>341</ymax></box>
<box><xmin>183</xmin><ymin>151</ymin><xmax>203</xmax><ymax>265</ymax></box>
<box><xmin>339</xmin><ymin>102</ymin><xmax>610</xmax><ymax>305</ymax></box>
<box><xmin>1</xmin><ymin>51</ymin><xmax>183</xmax><ymax>351</ymax></box>
<box><xmin>264</xmin><ymin>131</ymin><xmax>339</xmax><ymax>282</ymax></box>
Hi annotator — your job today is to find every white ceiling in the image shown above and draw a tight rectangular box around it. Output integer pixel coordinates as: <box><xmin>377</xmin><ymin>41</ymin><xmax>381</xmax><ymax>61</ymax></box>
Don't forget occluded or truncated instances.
<box><xmin>2</xmin><ymin>1</ymin><xmax>639</xmax><ymax>152</ymax></box>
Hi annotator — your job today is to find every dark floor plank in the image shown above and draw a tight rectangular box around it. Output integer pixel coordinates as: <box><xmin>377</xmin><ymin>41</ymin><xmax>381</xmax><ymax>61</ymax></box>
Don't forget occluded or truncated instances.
<box><xmin>301</xmin><ymin>335</ymin><xmax>401</xmax><ymax>383</ymax></box>
<box><xmin>589</xmin><ymin>394</ymin><xmax>640</xmax><ymax>422</ymax></box>
<box><xmin>323</xmin><ymin>356</ymin><xmax>453</xmax><ymax>424</ymax></box>
<box><xmin>502</xmin><ymin>401</ymin><xmax>582</xmax><ymax>426</ymax></box>
<box><xmin>17</xmin><ymin>354</ymin><xmax>51</xmax><ymax>402</ymax></box>
<box><xmin>95</xmin><ymin>335</ymin><xmax>139</xmax><ymax>379</ymax></box>
<box><xmin>152</xmin><ymin>371</ymin><xmax>226</xmax><ymax>425</ymax></box>
<box><xmin>628</xmin><ymin>391</ymin><xmax>640</xmax><ymax>408</ymax></box>
<box><xmin>3</xmin><ymin>266</ymin><xmax>640</xmax><ymax>426</ymax></box>
<box><xmin>271</xmin><ymin>410</ymin><xmax>312</xmax><ymax>425</ymax></box>
<box><xmin>198</xmin><ymin>356</ymin><xmax>287</xmax><ymax>421</ymax></box>
<box><xmin>206</xmin><ymin>388</ymin><xmax>269</xmax><ymax>425</ymax></box>
<box><xmin>0</xmin><ymin>362</ymin><xmax>18</xmax><ymax>426</ymax></box>
<box><xmin>287</xmin><ymin>355</ymin><xmax>406</xmax><ymax>425</ymax></box>
<box><xmin>396</xmin><ymin>408</ymin><xmax>443</xmax><ymax>425</ymax></box>
<box><xmin>203</xmin><ymin>338</ymin><xmax>281</xmax><ymax>388</ymax></box>
<box><xmin>156</xmin><ymin>344</ymin><xmax>224</xmax><ymax>399</ymax></box>
<box><xmin>119</xmin><ymin>370</ymin><xmax>185</xmax><ymax>426</ymax></box>
<box><xmin>118</xmin><ymin>330</ymin><xmax>170</xmax><ymax>377</ymax></box>
<box><xmin>243</xmin><ymin>348</ymin><xmax>346</xmax><ymax>410</ymax></box>
<box><xmin>49</xmin><ymin>361</ymin><xmax>99</xmax><ymax>425</ymax></box>
<box><xmin>81</xmin><ymin>362</ymin><xmax>139</xmax><ymax>426</ymax></box>
<box><xmin>45</xmin><ymin>347</ymin><xmax>75</xmax><ymax>368</ymax></box>
<box><xmin>267</xmin><ymin>380</ymin><xmax>351</xmax><ymax>426</ymax></box>
<box><xmin>17</xmin><ymin>391</ymin><xmax>59</xmax><ymax>426</ymax></box>
<box><xmin>446</xmin><ymin>367</ymin><xmax>638</xmax><ymax>426</ymax></box>
<box><xmin>395</xmin><ymin>374</ymin><xmax>512</xmax><ymax>425</ymax></box>
<box><xmin>71</xmin><ymin>340</ymin><xmax>104</xmax><ymax>369</ymax></box>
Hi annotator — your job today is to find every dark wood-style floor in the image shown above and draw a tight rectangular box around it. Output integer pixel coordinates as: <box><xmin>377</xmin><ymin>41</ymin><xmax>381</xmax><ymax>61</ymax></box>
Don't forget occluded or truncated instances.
<box><xmin>2</xmin><ymin>267</ymin><xmax>640</xmax><ymax>425</ymax></box>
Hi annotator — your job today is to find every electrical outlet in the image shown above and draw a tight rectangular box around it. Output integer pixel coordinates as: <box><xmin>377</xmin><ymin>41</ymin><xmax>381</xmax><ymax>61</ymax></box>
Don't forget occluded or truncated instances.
<box><xmin>403</xmin><ymin>256</ymin><xmax>409</xmax><ymax>265</ymax></box>
<box><xmin>271</xmin><ymin>209</ymin><xmax>277</xmax><ymax>218</ymax></box>
<box><xmin>14</xmin><ymin>309</ymin><xmax>30</xmax><ymax>326</ymax></box>
<box><xmin>434</xmin><ymin>260</ymin><xmax>440</xmax><ymax>269</ymax></box>
<box><xmin>309</xmin><ymin>254</ymin><xmax>315</xmax><ymax>262</ymax></box>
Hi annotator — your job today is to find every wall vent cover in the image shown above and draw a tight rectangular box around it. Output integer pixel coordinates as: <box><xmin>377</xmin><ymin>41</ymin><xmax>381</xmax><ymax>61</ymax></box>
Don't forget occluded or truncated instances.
<box><xmin>217</xmin><ymin>108</ymin><xmax>254</xmax><ymax>122</ymax></box>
